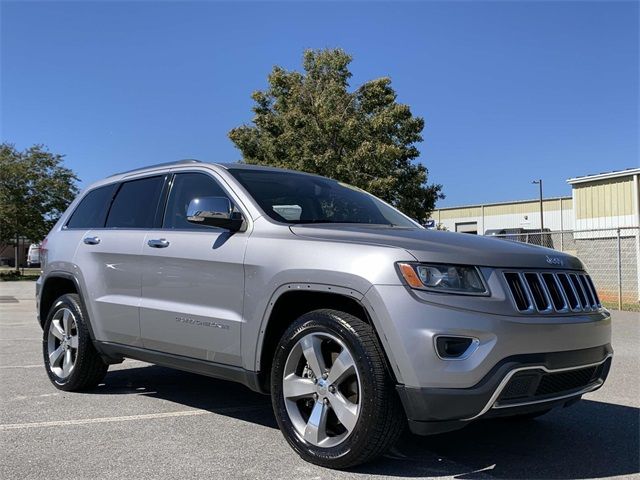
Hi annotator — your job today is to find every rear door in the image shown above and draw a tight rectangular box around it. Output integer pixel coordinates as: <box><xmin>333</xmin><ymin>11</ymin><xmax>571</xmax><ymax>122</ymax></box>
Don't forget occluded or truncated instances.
<box><xmin>73</xmin><ymin>175</ymin><xmax>167</xmax><ymax>346</ymax></box>
<box><xmin>139</xmin><ymin>171</ymin><xmax>247</xmax><ymax>366</ymax></box>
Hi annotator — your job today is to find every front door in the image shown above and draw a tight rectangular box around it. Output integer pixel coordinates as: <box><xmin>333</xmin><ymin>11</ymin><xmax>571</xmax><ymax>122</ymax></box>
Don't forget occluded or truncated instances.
<box><xmin>140</xmin><ymin>172</ymin><xmax>247</xmax><ymax>366</ymax></box>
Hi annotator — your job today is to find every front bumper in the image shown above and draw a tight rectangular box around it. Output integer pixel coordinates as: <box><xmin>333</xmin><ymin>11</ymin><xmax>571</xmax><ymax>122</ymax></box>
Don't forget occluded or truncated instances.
<box><xmin>362</xmin><ymin>284</ymin><xmax>613</xmax><ymax>435</ymax></box>
<box><xmin>363</xmin><ymin>285</ymin><xmax>612</xmax><ymax>388</ymax></box>
<box><xmin>396</xmin><ymin>345</ymin><xmax>612</xmax><ymax>435</ymax></box>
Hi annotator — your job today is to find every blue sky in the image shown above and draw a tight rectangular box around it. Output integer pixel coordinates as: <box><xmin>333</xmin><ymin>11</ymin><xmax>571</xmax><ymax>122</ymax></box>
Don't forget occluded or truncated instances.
<box><xmin>1</xmin><ymin>1</ymin><xmax>638</xmax><ymax>207</ymax></box>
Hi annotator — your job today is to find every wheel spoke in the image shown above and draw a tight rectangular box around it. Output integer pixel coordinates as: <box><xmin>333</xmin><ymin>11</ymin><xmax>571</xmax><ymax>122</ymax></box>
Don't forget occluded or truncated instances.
<box><xmin>62</xmin><ymin>309</ymin><xmax>72</xmax><ymax>335</ymax></box>
<box><xmin>329</xmin><ymin>392</ymin><xmax>359</xmax><ymax>433</ymax></box>
<box><xmin>282</xmin><ymin>374</ymin><xmax>316</xmax><ymax>400</ymax></box>
<box><xmin>300</xmin><ymin>335</ymin><xmax>326</xmax><ymax>379</ymax></box>
<box><xmin>69</xmin><ymin>335</ymin><xmax>79</xmax><ymax>349</ymax></box>
<box><xmin>62</xmin><ymin>349</ymin><xmax>73</xmax><ymax>376</ymax></box>
<box><xmin>304</xmin><ymin>400</ymin><xmax>329</xmax><ymax>445</ymax></box>
<box><xmin>49</xmin><ymin>345</ymin><xmax>64</xmax><ymax>367</ymax></box>
<box><xmin>326</xmin><ymin>348</ymin><xmax>356</xmax><ymax>386</ymax></box>
<box><xmin>51</xmin><ymin>320</ymin><xmax>65</xmax><ymax>340</ymax></box>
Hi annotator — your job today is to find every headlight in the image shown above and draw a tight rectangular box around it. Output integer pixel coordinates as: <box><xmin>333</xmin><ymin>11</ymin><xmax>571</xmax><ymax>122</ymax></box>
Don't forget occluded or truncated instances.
<box><xmin>397</xmin><ymin>262</ymin><xmax>489</xmax><ymax>295</ymax></box>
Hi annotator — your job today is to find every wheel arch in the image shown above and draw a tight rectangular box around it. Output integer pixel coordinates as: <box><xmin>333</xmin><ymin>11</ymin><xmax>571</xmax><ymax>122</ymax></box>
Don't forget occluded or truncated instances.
<box><xmin>254</xmin><ymin>284</ymin><xmax>397</xmax><ymax>393</ymax></box>
<box><xmin>39</xmin><ymin>273</ymin><xmax>80</xmax><ymax>328</ymax></box>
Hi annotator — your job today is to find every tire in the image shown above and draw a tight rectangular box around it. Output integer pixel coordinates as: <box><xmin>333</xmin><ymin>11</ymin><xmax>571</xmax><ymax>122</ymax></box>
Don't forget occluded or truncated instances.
<box><xmin>271</xmin><ymin>309</ymin><xmax>405</xmax><ymax>469</ymax></box>
<box><xmin>42</xmin><ymin>293</ymin><xmax>108</xmax><ymax>391</ymax></box>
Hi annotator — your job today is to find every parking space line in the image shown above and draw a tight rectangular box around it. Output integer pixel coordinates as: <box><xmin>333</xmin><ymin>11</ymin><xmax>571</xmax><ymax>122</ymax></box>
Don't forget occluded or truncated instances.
<box><xmin>0</xmin><ymin>410</ymin><xmax>211</xmax><ymax>430</ymax></box>
<box><xmin>0</xmin><ymin>405</ymin><xmax>268</xmax><ymax>431</ymax></box>
<box><xmin>0</xmin><ymin>364</ymin><xmax>41</xmax><ymax>369</ymax></box>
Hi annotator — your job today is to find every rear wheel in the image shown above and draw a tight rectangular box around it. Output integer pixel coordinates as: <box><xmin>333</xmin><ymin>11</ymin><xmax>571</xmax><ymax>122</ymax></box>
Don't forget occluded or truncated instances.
<box><xmin>271</xmin><ymin>309</ymin><xmax>405</xmax><ymax>469</ymax></box>
<box><xmin>42</xmin><ymin>294</ymin><xmax>108</xmax><ymax>391</ymax></box>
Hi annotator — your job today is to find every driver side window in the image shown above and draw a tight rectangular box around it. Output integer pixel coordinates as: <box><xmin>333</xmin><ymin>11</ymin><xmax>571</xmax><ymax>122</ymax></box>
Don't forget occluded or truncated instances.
<box><xmin>163</xmin><ymin>173</ymin><xmax>232</xmax><ymax>229</ymax></box>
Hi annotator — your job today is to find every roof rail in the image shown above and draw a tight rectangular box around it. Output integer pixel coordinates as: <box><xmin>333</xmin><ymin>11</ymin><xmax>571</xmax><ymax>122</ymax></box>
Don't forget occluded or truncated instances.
<box><xmin>109</xmin><ymin>159</ymin><xmax>203</xmax><ymax>177</ymax></box>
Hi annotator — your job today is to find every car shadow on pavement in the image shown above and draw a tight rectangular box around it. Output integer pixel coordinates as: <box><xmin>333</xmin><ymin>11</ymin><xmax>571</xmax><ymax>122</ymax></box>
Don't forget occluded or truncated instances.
<box><xmin>95</xmin><ymin>364</ymin><xmax>278</xmax><ymax>429</ymax></box>
<box><xmin>96</xmin><ymin>365</ymin><xmax>639</xmax><ymax>479</ymax></box>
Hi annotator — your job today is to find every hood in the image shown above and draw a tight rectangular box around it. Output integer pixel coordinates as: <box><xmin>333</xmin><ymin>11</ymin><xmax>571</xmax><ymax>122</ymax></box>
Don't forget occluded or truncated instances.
<box><xmin>289</xmin><ymin>225</ymin><xmax>584</xmax><ymax>270</ymax></box>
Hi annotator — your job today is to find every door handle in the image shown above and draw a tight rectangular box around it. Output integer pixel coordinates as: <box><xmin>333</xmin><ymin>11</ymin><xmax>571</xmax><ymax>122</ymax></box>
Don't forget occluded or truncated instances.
<box><xmin>83</xmin><ymin>236</ymin><xmax>100</xmax><ymax>245</ymax></box>
<box><xmin>147</xmin><ymin>238</ymin><xmax>170</xmax><ymax>248</ymax></box>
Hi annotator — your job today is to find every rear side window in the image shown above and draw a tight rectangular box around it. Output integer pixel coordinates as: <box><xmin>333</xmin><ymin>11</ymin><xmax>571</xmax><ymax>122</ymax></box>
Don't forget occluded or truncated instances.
<box><xmin>106</xmin><ymin>176</ymin><xmax>165</xmax><ymax>229</ymax></box>
<box><xmin>66</xmin><ymin>184</ymin><xmax>117</xmax><ymax>229</ymax></box>
<box><xmin>163</xmin><ymin>173</ymin><xmax>231</xmax><ymax>229</ymax></box>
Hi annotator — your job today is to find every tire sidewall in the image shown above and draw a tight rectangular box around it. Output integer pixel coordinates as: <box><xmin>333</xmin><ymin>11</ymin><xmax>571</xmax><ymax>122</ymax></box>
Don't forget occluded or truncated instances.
<box><xmin>42</xmin><ymin>294</ymin><xmax>91</xmax><ymax>389</ymax></box>
<box><xmin>271</xmin><ymin>310</ymin><xmax>386</xmax><ymax>466</ymax></box>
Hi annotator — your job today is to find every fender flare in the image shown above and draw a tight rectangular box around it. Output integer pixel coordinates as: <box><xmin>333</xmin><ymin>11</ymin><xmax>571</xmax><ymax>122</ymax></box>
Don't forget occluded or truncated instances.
<box><xmin>251</xmin><ymin>282</ymin><xmax>403</xmax><ymax>384</ymax></box>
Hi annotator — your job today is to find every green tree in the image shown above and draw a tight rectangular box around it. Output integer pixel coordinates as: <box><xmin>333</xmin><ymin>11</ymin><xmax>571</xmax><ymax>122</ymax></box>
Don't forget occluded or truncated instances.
<box><xmin>0</xmin><ymin>143</ymin><xmax>78</xmax><ymax>269</ymax></box>
<box><xmin>229</xmin><ymin>48</ymin><xmax>443</xmax><ymax>220</ymax></box>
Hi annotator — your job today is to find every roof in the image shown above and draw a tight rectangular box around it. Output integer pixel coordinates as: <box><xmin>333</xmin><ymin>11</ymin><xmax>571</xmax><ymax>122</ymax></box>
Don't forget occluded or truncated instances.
<box><xmin>567</xmin><ymin>167</ymin><xmax>640</xmax><ymax>185</ymax></box>
<box><xmin>433</xmin><ymin>195</ymin><xmax>572</xmax><ymax>212</ymax></box>
<box><xmin>110</xmin><ymin>160</ymin><xmax>299</xmax><ymax>178</ymax></box>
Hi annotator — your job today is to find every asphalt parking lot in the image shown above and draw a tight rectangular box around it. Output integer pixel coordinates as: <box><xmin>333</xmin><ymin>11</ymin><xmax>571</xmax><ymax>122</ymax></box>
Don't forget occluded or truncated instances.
<box><xmin>0</xmin><ymin>281</ymin><xmax>638</xmax><ymax>480</ymax></box>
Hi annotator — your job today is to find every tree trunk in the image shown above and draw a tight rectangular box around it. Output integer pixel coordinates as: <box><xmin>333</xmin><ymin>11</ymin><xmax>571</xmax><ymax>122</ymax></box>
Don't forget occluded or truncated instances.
<box><xmin>14</xmin><ymin>232</ymin><xmax>19</xmax><ymax>271</ymax></box>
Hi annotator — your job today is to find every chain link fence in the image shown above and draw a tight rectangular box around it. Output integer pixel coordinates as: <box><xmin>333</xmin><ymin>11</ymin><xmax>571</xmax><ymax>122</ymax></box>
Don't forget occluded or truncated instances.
<box><xmin>487</xmin><ymin>227</ymin><xmax>640</xmax><ymax>312</ymax></box>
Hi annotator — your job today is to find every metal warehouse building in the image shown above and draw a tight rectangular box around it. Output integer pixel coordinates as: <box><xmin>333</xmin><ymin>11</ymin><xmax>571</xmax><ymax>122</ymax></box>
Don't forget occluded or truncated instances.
<box><xmin>432</xmin><ymin>168</ymin><xmax>639</xmax><ymax>234</ymax></box>
<box><xmin>431</xmin><ymin>168</ymin><xmax>640</xmax><ymax>309</ymax></box>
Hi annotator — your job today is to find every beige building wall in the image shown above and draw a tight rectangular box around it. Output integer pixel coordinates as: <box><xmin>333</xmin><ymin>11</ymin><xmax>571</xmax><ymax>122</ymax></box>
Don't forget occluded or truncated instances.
<box><xmin>433</xmin><ymin>197</ymin><xmax>572</xmax><ymax>234</ymax></box>
<box><xmin>569</xmin><ymin>170</ymin><xmax>639</xmax><ymax>230</ymax></box>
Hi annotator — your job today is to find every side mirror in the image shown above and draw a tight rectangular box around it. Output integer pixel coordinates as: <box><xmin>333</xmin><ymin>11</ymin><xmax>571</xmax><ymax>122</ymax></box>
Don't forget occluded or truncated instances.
<box><xmin>186</xmin><ymin>196</ymin><xmax>243</xmax><ymax>232</ymax></box>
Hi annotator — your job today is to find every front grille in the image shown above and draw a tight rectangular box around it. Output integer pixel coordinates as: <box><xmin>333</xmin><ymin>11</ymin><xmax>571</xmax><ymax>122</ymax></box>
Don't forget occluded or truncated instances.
<box><xmin>497</xmin><ymin>362</ymin><xmax>605</xmax><ymax>405</ymax></box>
<box><xmin>503</xmin><ymin>270</ymin><xmax>601</xmax><ymax>314</ymax></box>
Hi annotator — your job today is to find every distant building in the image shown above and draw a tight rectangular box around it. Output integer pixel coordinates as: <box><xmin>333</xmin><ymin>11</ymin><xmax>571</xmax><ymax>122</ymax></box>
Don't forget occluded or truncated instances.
<box><xmin>567</xmin><ymin>167</ymin><xmax>640</xmax><ymax>231</ymax></box>
<box><xmin>431</xmin><ymin>167</ymin><xmax>640</xmax><ymax>234</ymax></box>
<box><xmin>432</xmin><ymin>196</ymin><xmax>573</xmax><ymax>234</ymax></box>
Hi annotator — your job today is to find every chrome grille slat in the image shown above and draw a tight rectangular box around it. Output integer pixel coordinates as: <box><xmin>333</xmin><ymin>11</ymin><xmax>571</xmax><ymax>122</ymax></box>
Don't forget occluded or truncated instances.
<box><xmin>569</xmin><ymin>273</ymin><xmax>589</xmax><ymax>310</ymax></box>
<box><xmin>503</xmin><ymin>271</ymin><xmax>602</xmax><ymax>314</ymax></box>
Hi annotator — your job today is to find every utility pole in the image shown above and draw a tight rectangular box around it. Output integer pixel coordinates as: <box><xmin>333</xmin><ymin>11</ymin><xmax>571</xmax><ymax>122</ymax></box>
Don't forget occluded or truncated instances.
<box><xmin>532</xmin><ymin>179</ymin><xmax>544</xmax><ymax>232</ymax></box>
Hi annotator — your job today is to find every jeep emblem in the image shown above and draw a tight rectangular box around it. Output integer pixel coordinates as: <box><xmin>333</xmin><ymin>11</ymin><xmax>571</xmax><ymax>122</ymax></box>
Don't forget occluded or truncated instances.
<box><xmin>545</xmin><ymin>255</ymin><xmax>563</xmax><ymax>266</ymax></box>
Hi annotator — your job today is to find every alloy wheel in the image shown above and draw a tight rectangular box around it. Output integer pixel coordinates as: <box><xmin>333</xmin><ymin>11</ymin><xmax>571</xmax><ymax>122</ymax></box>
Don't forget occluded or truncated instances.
<box><xmin>47</xmin><ymin>307</ymin><xmax>78</xmax><ymax>379</ymax></box>
<box><xmin>282</xmin><ymin>331</ymin><xmax>361</xmax><ymax>448</ymax></box>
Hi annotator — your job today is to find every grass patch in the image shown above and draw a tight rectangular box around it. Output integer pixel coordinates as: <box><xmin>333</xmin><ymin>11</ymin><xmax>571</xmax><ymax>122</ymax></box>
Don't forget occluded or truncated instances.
<box><xmin>602</xmin><ymin>300</ymin><xmax>640</xmax><ymax>313</ymax></box>
<box><xmin>0</xmin><ymin>270</ymin><xmax>40</xmax><ymax>281</ymax></box>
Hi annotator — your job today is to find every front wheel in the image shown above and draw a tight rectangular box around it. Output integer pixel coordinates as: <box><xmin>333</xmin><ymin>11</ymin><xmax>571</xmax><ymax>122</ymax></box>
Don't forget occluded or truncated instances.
<box><xmin>271</xmin><ymin>309</ymin><xmax>405</xmax><ymax>469</ymax></box>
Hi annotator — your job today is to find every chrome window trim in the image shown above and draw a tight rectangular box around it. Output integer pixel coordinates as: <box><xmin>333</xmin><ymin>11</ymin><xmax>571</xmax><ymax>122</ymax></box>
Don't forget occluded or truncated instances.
<box><xmin>462</xmin><ymin>354</ymin><xmax>612</xmax><ymax>421</ymax></box>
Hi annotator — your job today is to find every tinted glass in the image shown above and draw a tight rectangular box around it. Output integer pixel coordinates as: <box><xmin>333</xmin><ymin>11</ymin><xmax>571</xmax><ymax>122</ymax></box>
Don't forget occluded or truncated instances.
<box><xmin>163</xmin><ymin>173</ymin><xmax>230</xmax><ymax>229</ymax></box>
<box><xmin>228</xmin><ymin>169</ymin><xmax>416</xmax><ymax>227</ymax></box>
<box><xmin>66</xmin><ymin>184</ymin><xmax>117</xmax><ymax>229</ymax></box>
<box><xmin>105</xmin><ymin>176</ymin><xmax>165</xmax><ymax>228</ymax></box>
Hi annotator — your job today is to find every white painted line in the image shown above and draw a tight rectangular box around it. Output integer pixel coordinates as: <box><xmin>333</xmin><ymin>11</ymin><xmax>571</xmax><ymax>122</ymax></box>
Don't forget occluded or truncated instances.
<box><xmin>0</xmin><ymin>405</ymin><xmax>268</xmax><ymax>431</ymax></box>
<box><xmin>0</xmin><ymin>364</ymin><xmax>41</xmax><ymax>369</ymax></box>
<box><xmin>0</xmin><ymin>410</ymin><xmax>210</xmax><ymax>431</ymax></box>
<box><xmin>0</xmin><ymin>337</ymin><xmax>41</xmax><ymax>341</ymax></box>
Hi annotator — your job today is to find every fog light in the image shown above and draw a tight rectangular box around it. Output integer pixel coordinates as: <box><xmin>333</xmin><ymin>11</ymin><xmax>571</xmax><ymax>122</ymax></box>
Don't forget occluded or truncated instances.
<box><xmin>435</xmin><ymin>336</ymin><xmax>478</xmax><ymax>359</ymax></box>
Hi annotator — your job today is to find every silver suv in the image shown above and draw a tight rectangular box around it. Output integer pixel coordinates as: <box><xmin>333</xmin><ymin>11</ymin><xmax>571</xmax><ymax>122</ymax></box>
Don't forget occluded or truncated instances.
<box><xmin>36</xmin><ymin>160</ymin><xmax>612</xmax><ymax>468</ymax></box>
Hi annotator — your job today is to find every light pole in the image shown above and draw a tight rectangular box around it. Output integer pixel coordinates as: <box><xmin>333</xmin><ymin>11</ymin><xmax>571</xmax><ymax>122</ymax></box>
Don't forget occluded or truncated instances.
<box><xmin>532</xmin><ymin>179</ymin><xmax>543</xmax><ymax>231</ymax></box>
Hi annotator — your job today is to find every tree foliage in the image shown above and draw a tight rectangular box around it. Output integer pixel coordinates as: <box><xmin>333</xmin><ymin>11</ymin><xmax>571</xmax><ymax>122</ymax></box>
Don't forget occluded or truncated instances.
<box><xmin>0</xmin><ymin>143</ymin><xmax>78</xmax><ymax>251</ymax></box>
<box><xmin>228</xmin><ymin>48</ymin><xmax>443</xmax><ymax>220</ymax></box>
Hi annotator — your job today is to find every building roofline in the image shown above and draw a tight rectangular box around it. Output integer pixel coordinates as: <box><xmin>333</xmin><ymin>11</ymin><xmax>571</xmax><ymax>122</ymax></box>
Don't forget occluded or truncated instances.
<box><xmin>567</xmin><ymin>168</ymin><xmax>640</xmax><ymax>185</ymax></box>
<box><xmin>433</xmin><ymin>195</ymin><xmax>572</xmax><ymax>212</ymax></box>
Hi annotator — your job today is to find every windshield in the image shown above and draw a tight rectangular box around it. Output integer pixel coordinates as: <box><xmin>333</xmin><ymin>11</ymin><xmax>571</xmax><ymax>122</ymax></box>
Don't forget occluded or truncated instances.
<box><xmin>228</xmin><ymin>168</ymin><xmax>418</xmax><ymax>227</ymax></box>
